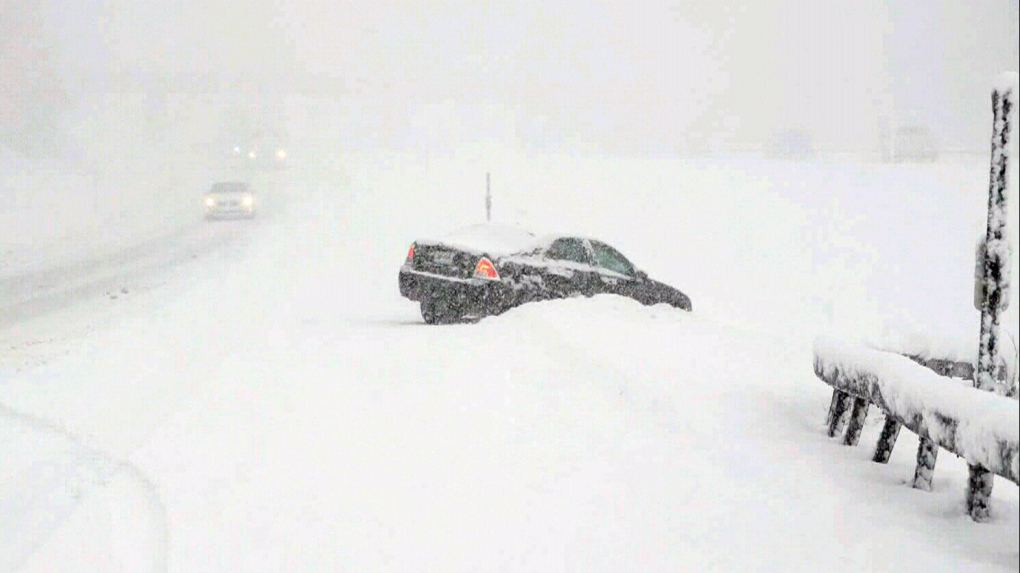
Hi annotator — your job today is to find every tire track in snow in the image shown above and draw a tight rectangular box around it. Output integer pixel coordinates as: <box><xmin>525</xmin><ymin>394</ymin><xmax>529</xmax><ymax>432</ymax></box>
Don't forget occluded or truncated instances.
<box><xmin>0</xmin><ymin>403</ymin><xmax>168</xmax><ymax>573</ymax></box>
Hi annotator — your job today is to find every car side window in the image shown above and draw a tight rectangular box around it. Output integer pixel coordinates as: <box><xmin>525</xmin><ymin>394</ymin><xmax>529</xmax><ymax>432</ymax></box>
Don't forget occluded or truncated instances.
<box><xmin>591</xmin><ymin>241</ymin><xmax>636</xmax><ymax>277</ymax></box>
<box><xmin>545</xmin><ymin>238</ymin><xmax>590</xmax><ymax>265</ymax></box>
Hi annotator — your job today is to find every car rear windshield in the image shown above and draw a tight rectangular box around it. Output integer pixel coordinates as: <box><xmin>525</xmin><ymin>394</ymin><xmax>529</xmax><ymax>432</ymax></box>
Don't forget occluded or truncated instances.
<box><xmin>209</xmin><ymin>182</ymin><xmax>250</xmax><ymax>193</ymax></box>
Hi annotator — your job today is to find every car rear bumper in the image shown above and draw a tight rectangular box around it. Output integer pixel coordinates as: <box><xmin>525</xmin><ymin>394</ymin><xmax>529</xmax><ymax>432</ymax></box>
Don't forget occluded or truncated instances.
<box><xmin>399</xmin><ymin>267</ymin><xmax>511</xmax><ymax>313</ymax></box>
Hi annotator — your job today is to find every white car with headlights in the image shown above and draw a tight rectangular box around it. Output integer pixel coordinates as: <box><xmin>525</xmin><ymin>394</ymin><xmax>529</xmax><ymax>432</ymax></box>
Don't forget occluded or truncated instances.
<box><xmin>204</xmin><ymin>181</ymin><xmax>257</xmax><ymax>219</ymax></box>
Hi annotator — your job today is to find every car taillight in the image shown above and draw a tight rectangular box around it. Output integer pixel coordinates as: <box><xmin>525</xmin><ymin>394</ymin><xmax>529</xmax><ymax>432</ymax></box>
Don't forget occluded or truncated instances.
<box><xmin>473</xmin><ymin>257</ymin><xmax>499</xmax><ymax>280</ymax></box>
<box><xmin>406</xmin><ymin>244</ymin><xmax>415</xmax><ymax>261</ymax></box>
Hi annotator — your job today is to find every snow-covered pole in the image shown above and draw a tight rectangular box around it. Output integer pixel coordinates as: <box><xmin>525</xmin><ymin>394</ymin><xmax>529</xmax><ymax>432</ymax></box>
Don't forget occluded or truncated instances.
<box><xmin>969</xmin><ymin>73</ymin><xmax>1017</xmax><ymax>522</ymax></box>
<box><xmin>976</xmin><ymin>76</ymin><xmax>1017</xmax><ymax>395</ymax></box>
<box><xmin>485</xmin><ymin>172</ymin><xmax>492</xmax><ymax>223</ymax></box>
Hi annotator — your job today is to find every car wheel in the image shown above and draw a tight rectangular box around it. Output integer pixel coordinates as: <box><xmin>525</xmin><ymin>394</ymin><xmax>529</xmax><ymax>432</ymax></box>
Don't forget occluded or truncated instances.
<box><xmin>421</xmin><ymin>300</ymin><xmax>440</xmax><ymax>324</ymax></box>
<box><xmin>421</xmin><ymin>298</ymin><xmax>460</xmax><ymax>324</ymax></box>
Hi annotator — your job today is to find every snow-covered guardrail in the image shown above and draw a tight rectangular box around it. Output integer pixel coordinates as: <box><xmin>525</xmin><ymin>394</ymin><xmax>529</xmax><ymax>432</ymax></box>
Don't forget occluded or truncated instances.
<box><xmin>814</xmin><ymin>338</ymin><xmax>1019</xmax><ymax>520</ymax></box>
<box><xmin>813</xmin><ymin>73</ymin><xmax>1019</xmax><ymax>523</ymax></box>
<box><xmin>807</xmin><ymin>338</ymin><xmax>1015</xmax><ymax>522</ymax></box>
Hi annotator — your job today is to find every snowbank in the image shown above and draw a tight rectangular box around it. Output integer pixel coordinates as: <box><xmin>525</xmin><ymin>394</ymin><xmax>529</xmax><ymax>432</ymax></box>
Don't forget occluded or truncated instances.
<box><xmin>0</xmin><ymin>408</ymin><xmax>163</xmax><ymax>573</ymax></box>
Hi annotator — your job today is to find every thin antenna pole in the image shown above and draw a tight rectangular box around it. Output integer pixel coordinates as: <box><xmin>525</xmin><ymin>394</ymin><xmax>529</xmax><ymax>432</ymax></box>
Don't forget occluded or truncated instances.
<box><xmin>485</xmin><ymin>172</ymin><xmax>492</xmax><ymax>222</ymax></box>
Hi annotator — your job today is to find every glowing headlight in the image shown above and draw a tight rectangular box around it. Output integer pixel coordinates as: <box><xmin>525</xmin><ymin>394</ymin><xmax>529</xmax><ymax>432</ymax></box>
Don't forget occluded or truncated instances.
<box><xmin>205</xmin><ymin>197</ymin><xmax>216</xmax><ymax>207</ymax></box>
<box><xmin>242</xmin><ymin>195</ymin><xmax>254</xmax><ymax>207</ymax></box>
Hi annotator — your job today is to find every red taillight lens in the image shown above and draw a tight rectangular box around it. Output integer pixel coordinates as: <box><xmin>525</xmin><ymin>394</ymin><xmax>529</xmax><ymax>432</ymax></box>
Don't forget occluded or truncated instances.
<box><xmin>406</xmin><ymin>244</ymin><xmax>415</xmax><ymax>261</ymax></box>
<box><xmin>473</xmin><ymin>257</ymin><xmax>499</xmax><ymax>280</ymax></box>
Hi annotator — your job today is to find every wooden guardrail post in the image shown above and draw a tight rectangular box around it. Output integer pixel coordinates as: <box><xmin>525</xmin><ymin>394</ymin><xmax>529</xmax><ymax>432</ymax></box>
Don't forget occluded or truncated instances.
<box><xmin>912</xmin><ymin>436</ymin><xmax>939</xmax><ymax>492</ymax></box>
<box><xmin>967</xmin><ymin>467</ymin><xmax>996</xmax><ymax>520</ymax></box>
<box><xmin>842</xmin><ymin>397</ymin><xmax>869</xmax><ymax>446</ymax></box>
<box><xmin>872</xmin><ymin>417</ymin><xmax>902</xmax><ymax>463</ymax></box>
<box><xmin>826</xmin><ymin>389</ymin><xmax>851</xmax><ymax>438</ymax></box>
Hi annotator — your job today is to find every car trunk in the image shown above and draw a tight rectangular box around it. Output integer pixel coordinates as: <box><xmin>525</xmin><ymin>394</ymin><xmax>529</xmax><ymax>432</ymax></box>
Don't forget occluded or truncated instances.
<box><xmin>412</xmin><ymin>244</ymin><xmax>476</xmax><ymax>279</ymax></box>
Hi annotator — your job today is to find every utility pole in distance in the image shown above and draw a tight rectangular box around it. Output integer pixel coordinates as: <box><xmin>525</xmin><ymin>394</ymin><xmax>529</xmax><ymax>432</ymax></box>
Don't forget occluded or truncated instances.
<box><xmin>485</xmin><ymin>172</ymin><xmax>492</xmax><ymax>222</ymax></box>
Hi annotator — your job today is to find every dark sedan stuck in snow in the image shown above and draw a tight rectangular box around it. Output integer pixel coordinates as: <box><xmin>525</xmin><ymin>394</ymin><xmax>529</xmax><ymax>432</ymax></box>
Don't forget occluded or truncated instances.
<box><xmin>399</xmin><ymin>224</ymin><xmax>692</xmax><ymax>324</ymax></box>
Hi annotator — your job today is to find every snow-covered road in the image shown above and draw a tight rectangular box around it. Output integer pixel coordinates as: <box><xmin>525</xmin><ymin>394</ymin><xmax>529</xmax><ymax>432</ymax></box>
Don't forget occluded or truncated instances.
<box><xmin>2</xmin><ymin>218</ymin><xmax>257</xmax><ymax>323</ymax></box>
<box><xmin>1</xmin><ymin>198</ymin><xmax>280</xmax><ymax>376</ymax></box>
<box><xmin>2</xmin><ymin>154</ymin><xmax>1017</xmax><ymax>572</ymax></box>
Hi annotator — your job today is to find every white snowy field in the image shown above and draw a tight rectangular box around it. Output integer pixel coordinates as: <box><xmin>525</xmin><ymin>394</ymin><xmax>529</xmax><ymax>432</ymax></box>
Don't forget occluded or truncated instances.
<box><xmin>1</xmin><ymin>151</ymin><xmax>1018</xmax><ymax>571</ymax></box>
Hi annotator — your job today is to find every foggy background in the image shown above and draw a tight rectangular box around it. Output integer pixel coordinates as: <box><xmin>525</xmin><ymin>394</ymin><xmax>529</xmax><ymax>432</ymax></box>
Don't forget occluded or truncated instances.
<box><xmin>2</xmin><ymin>0</ymin><xmax>1019</xmax><ymax>170</ymax></box>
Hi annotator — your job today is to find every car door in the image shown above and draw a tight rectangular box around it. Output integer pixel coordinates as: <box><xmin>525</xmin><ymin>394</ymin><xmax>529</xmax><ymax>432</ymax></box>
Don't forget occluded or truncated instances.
<box><xmin>589</xmin><ymin>240</ymin><xmax>653</xmax><ymax>304</ymax></box>
<box><xmin>539</xmin><ymin>237</ymin><xmax>599</xmax><ymax>298</ymax></box>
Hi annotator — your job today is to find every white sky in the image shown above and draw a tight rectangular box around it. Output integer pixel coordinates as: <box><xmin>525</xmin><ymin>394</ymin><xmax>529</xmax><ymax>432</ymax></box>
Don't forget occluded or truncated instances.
<box><xmin>28</xmin><ymin>0</ymin><xmax>1020</xmax><ymax>154</ymax></box>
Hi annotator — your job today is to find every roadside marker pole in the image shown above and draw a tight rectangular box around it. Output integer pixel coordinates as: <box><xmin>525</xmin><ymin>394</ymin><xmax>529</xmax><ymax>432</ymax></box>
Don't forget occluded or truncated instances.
<box><xmin>969</xmin><ymin>74</ymin><xmax>1016</xmax><ymax>521</ymax></box>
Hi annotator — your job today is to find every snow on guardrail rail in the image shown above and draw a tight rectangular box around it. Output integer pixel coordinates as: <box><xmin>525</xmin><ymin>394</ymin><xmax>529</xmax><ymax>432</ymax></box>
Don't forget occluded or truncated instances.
<box><xmin>813</xmin><ymin>337</ymin><xmax>1019</xmax><ymax>525</ymax></box>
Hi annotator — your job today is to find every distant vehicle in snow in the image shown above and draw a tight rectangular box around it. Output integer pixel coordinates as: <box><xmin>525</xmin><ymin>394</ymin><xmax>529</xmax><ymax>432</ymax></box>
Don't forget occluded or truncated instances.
<box><xmin>399</xmin><ymin>224</ymin><xmax>692</xmax><ymax>324</ymax></box>
<box><xmin>204</xmin><ymin>181</ymin><xmax>257</xmax><ymax>220</ymax></box>
<box><xmin>892</xmin><ymin>125</ymin><xmax>939</xmax><ymax>163</ymax></box>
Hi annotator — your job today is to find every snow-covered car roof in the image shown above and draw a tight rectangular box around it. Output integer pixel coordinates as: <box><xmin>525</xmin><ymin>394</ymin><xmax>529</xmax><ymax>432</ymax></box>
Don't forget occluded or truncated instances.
<box><xmin>419</xmin><ymin>223</ymin><xmax>546</xmax><ymax>257</ymax></box>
